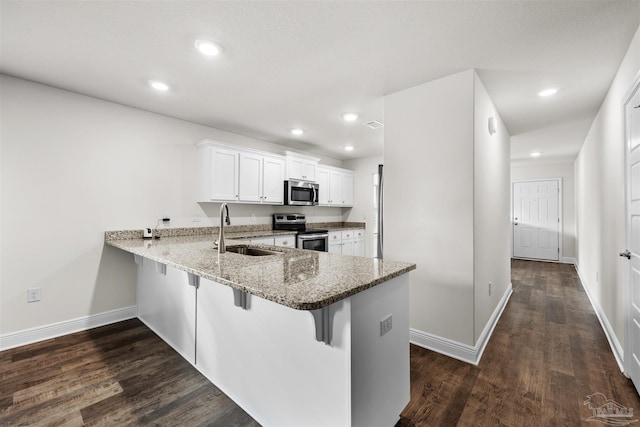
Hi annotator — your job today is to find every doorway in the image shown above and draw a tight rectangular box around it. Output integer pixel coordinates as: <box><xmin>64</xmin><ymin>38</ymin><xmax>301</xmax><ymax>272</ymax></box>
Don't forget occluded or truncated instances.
<box><xmin>512</xmin><ymin>179</ymin><xmax>561</xmax><ymax>261</ymax></box>
<box><xmin>623</xmin><ymin>75</ymin><xmax>640</xmax><ymax>395</ymax></box>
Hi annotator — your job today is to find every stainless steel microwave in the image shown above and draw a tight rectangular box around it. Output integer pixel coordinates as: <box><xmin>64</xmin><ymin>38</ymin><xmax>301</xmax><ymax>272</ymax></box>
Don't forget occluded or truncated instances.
<box><xmin>284</xmin><ymin>180</ymin><xmax>319</xmax><ymax>206</ymax></box>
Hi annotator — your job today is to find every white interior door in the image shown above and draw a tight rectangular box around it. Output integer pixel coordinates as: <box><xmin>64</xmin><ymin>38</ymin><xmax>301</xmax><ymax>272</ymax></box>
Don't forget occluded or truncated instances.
<box><xmin>512</xmin><ymin>180</ymin><xmax>560</xmax><ymax>261</ymax></box>
<box><xmin>624</xmin><ymin>78</ymin><xmax>640</xmax><ymax>394</ymax></box>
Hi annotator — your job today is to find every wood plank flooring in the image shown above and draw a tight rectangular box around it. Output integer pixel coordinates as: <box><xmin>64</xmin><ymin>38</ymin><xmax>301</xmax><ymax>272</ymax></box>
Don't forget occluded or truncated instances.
<box><xmin>397</xmin><ymin>259</ymin><xmax>640</xmax><ymax>426</ymax></box>
<box><xmin>0</xmin><ymin>320</ymin><xmax>259</xmax><ymax>426</ymax></box>
<box><xmin>1</xmin><ymin>259</ymin><xmax>638</xmax><ymax>426</ymax></box>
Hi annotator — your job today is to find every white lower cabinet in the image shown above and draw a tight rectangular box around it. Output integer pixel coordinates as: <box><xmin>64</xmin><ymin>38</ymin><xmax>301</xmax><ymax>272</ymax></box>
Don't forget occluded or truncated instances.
<box><xmin>328</xmin><ymin>229</ymin><xmax>365</xmax><ymax>256</ymax></box>
<box><xmin>137</xmin><ymin>258</ymin><xmax>197</xmax><ymax>364</ymax></box>
<box><xmin>274</xmin><ymin>235</ymin><xmax>296</xmax><ymax>248</ymax></box>
<box><xmin>249</xmin><ymin>236</ymin><xmax>275</xmax><ymax>245</ymax></box>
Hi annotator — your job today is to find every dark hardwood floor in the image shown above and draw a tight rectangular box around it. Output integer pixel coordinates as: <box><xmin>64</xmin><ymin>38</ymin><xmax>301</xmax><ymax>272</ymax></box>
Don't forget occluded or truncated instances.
<box><xmin>1</xmin><ymin>259</ymin><xmax>638</xmax><ymax>426</ymax></box>
<box><xmin>397</xmin><ymin>259</ymin><xmax>640</xmax><ymax>426</ymax></box>
<box><xmin>0</xmin><ymin>320</ymin><xmax>259</xmax><ymax>426</ymax></box>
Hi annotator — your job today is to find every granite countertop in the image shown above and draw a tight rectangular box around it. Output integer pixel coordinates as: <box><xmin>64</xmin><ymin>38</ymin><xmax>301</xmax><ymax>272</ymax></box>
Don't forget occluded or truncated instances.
<box><xmin>105</xmin><ymin>233</ymin><xmax>415</xmax><ymax>311</ymax></box>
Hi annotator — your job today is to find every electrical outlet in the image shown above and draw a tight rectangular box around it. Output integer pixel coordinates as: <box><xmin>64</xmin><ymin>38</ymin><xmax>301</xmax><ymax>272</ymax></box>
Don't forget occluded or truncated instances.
<box><xmin>489</xmin><ymin>282</ymin><xmax>492</xmax><ymax>296</ymax></box>
<box><xmin>192</xmin><ymin>214</ymin><xmax>201</xmax><ymax>222</ymax></box>
<box><xmin>251</xmin><ymin>213</ymin><xmax>256</xmax><ymax>224</ymax></box>
<box><xmin>380</xmin><ymin>315</ymin><xmax>393</xmax><ymax>336</ymax></box>
<box><xmin>27</xmin><ymin>287</ymin><xmax>41</xmax><ymax>303</ymax></box>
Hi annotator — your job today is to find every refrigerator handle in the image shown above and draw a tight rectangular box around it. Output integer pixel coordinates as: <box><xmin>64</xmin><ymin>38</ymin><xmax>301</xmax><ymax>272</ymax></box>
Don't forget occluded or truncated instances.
<box><xmin>376</xmin><ymin>164</ymin><xmax>384</xmax><ymax>259</ymax></box>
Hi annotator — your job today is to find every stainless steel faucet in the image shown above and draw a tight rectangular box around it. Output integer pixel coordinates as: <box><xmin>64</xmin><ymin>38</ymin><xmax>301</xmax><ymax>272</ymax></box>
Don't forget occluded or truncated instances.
<box><xmin>218</xmin><ymin>202</ymin><xmax>231</xmax><ymax>254</ymax></box>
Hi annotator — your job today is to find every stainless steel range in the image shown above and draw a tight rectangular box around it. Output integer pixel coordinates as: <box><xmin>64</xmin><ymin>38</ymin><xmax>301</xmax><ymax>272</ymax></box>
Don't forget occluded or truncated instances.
<box><xmin>272</xmin><ymin>214</ymin><xmax>329</xmax><ymax>252</ymax></box>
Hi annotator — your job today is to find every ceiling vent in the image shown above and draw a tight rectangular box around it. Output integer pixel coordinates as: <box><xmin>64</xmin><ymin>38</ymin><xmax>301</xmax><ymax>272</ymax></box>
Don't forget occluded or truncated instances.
<box><xmin>364</xmin><ymin>120</ymin><xmax>384</xmax><ymax>129</ymax></box>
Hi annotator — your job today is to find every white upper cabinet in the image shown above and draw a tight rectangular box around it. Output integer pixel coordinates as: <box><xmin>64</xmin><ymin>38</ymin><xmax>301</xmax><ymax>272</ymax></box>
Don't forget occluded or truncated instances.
<box><xmin>285</xmin><ymin>151</ymin><xmax>320</xmax><ymax>182</ymax></box>
<box><xmin>341</xmin><ymin>172</ymin><xmax>354</xmax><ymax>206</ymax></box>
<box><xmin>316</xmin><ymin>165</ymin><xmax>354</xmax><ymax>207</ymax></box>
<box><xmin>198</xmin><ymin>140</ymin><xmax>284</xmax><ymax>205</ymax></box>
<box><xmin>197</xmin><ymin>143</ymin><xmax>239</xmax><ymax>202</ymax></box>
<box><xmin>316</xmin><ymin>168</ymin><xmax>330</xmax><ymax>205</ymax></box>
<box><xmin>262</xmin><ymin>155</ymin><xmax>285</xmax><ymax>204</ymax></box>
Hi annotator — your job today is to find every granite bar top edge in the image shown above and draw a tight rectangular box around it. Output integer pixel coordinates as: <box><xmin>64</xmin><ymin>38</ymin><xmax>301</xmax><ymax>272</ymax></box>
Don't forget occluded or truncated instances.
<box><xmin>105</xmin><ymin>234</ymin><xmax>414</xmax><ymax>311</ymax></box>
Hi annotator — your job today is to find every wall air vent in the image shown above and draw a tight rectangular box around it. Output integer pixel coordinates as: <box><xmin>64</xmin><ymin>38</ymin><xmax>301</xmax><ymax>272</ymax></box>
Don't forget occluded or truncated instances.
<box><xmin>364</xmin><ymin>120</ymin><xmax>384</xmax><ymax>130</ymax></box>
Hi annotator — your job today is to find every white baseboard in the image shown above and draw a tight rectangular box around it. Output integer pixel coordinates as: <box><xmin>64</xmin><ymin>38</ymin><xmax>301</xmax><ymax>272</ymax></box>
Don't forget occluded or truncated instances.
<box><xmin>575</xmin><ymin>265</ymin><xmax>625</xmax><ymax>372</ymax></box>
<box><xmin>0</xmin><ymin>306</ymin><xmax>137</xmax><ymax>351</ymax></box>
<box><xmin>410</xmin><ymin>283</ymin><xmax>513</xmax><ymax>365</ymax></box>
<box><xmin>562</xmin><ymin>257</ymin><xmax>577</xmax><ymax>265</ymax></box>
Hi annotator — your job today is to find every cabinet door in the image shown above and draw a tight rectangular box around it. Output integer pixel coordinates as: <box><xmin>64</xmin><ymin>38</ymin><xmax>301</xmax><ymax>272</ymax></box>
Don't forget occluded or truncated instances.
<box><xmin>239</xmin><ymin>152</ymin><xmax>263</xmax><ymax>203</ymax></box>
<box><xmin>329</xmin><ymin>242</ymin><xmax>342</xmax><ymax>254</ymax></box>
<box><xmin>316</xmin><ymin>168</ymin><xmax>330</xmax><ymax>206</ymax></box>
<box><xmin>287</xmin><ymin>156</ymin><xmax>317</xmax><ymax>181</ymax></box>
<box><xmin>329</xmin><ymin>170</ymin><xmax>342</xmax><ymax>206</ymax></box>
<box><xmin>262</xmin><ymin>156</ymin><xmax>285</xmax><ymax>204</ymax></box>
<box><xmin>353</xmin><ymin>238</ymin><xmax>365</xmax><ymax>257</ymax></box>
<box><xmin>342</xmin><ymin>240</ymin><xmax>354</xmax><ymax>256</ymax></box>
<box><xmin>211</xmin><ymin>147</ymin><xmax>239</xmax><ymax>201</ymax></box>
<box><xmin>301</xmin><ymin>161</ymin><xmax>317</xmax><ymax>182</ymax></box>
<box><xmin>274</xmin><ymin>235</ymin><xmax>295</xmax><ymax>248</ymax></box>
<box><xmin>341</xmin><ymin>172</ymin><xmax>354</xmax><ymax>206</ymax></box>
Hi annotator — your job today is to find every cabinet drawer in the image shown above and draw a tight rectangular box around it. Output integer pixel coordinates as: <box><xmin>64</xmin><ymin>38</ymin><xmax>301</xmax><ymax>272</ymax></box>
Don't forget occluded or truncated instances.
<box><xmin>353</xmin><ymin>229</ymin><xmax>364</xmax><ymax>239</ymax></box>
<box><xmin>251</xmin><ymin>236</ymin><xmax>275</xmax><ymax>246</ymax></box>
<box><xmin>274</xmin><ymin>235</ymin><xmax>295</xmax><ymax>248</ymax></box>
<box><xmin>329</xmin><ymin>231</ymin><xmax>341</xmax><ymax>242</ymax></box>
<box><xmin>341</xmin><ymin>230</ymin><xmax>354</xmax><ymax>241</ymax></box>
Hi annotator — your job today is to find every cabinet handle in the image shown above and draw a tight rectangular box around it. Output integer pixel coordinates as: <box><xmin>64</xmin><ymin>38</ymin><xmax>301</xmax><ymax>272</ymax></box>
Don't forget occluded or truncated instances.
<box><xmin>283</xmin><ymin>241</ymin><xmax>288</xmax><ymax>245</ymax></box>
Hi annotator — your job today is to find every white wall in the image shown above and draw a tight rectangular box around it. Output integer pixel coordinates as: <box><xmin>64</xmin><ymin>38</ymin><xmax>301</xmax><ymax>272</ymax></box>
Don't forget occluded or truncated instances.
<box><xmin>343</xmin><ymin>155</ymin><xmax>383</xmax><ymax>258</ymax></box>
<box><xmin>473</xmin><ymin>73</ymin><xmax>511</xmax><ymax>342</ymax></box>
<box><xmin>385</xmin><ymin>70</ymin><xmax>476</xmax><ymax>345</ymax></box>
<box><xmin>511</xmin><ymin>161</ymin><xmax>576</xmax><ymax>261</ymax></box>
<box><xmin>575</xmin><ymin>26</ymin><xmax>640</xmax><ymax>357</ymax></box>
<box><xmin>0</xmin><ymin>75</ymin><xmax>344</xmax><ymax>335</ymax></box>
<box><xmin>384</xmin><ymin>69</ymin><xmax>511</xmax><ymax>349</ymax></box>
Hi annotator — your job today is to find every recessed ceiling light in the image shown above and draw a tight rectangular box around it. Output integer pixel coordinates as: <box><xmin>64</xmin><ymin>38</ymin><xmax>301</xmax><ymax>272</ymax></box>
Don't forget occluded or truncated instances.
<box><xmin>530</xmin><ymin>152</ymin><xmax>542</xmax><ymax>157</ymax></box>
<box><xmin>290</xmin><ymin>128</ymin><xmax>304</xmax><ymax>136</ymax></box>
<box><xmin>149</xmin><ymin>80</ymin><xmax>170</xmax><ymax>91</ymax></box>
<box><xmin>344</xmin><ymin>145</ymin><xmax>354</xmax><ymax>152</ymax></box>
<box><xmin>538</xmin><ymin>88</ymin><xmax>557</xmax><ymax>97</ymax></box>
<box><xmin>342</xmin><ymin>113</ymin><xmax>358</xmax><ymax>122</ymax></box>
<box><xmin>195</xmin><ymin>39</ymin><xmax>223</xmax><ymax>57</ymax></box>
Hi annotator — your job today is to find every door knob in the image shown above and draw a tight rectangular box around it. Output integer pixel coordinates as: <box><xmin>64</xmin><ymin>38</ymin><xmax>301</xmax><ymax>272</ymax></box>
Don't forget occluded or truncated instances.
<box><xmin>620</xmin><ymin>250</ymin><xmax>631</xmax><ymax>260</ymax></box>
<box><xmin>514</xmin><ymin>222</ymin><xmax>518</xmax><ymax>226</ymax></box>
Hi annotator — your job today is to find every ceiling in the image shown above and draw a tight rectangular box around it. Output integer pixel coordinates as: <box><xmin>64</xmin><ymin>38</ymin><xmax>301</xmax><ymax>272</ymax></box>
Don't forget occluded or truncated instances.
<box><xmin>2</xmin><ymin>1</ymin><xmax>639</xmax><ymax>162</ymax></box>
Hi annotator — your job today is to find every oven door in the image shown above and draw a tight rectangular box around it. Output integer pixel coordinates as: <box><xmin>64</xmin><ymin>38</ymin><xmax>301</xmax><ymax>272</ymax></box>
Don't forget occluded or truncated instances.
<box><xmin>297</xmin><ymin>233</ymin><xmax>329</xmax><ymax>252</ymax></box>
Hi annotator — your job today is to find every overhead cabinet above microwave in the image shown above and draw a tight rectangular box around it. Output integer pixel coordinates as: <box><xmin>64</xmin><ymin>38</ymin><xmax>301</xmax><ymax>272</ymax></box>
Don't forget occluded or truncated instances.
<box><xmin>284</xmin><ymin>151</ymin><xmax>320</xmax><ymax>182</ymax></box>
<box><xmin>197</xmin><ymin>140</ymin><xmax>284</xmax><ymax>204</ymax></box>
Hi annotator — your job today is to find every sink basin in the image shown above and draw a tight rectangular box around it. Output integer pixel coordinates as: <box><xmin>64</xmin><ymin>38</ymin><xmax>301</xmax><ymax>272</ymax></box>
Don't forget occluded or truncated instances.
<box><xmin>226</xmin><ymin>245</ymin><xmax>282</xmax><ymax>256</ymax></box>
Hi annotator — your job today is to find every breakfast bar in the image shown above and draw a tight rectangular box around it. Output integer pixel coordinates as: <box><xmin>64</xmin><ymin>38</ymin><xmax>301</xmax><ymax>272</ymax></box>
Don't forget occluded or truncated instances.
<box><xmin>105</xmin><ymin>229</ymin><xmax>415</xmax><ymax>427</ymax></box>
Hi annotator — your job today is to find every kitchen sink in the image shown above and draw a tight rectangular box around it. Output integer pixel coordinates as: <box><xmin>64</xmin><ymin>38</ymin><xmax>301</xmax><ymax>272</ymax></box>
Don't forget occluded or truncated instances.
<box><xmin>226</xmin><ymin>245</ymin><xmax>282</xmax><ymax>256</ymax></box>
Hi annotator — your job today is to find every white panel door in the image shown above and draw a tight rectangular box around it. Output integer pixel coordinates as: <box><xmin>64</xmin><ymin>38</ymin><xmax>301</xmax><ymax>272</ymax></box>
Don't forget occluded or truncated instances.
<box><xmin>262</xmin><ymin>155</ymin><xmax>285</xmax><ymax>204</ymax></box>
<box><xmin>512</xmin><ymin>180</ymin><xmax>560</xmax><ymax>261</ymax></box>
<box><xmin>329</xmin><ymin>170</ymin><xmax>342</xmax><ymax>206</ymax></box>
<box><xmin>211</xmin><ymin>147</ymin><xmax>239</xmax><ymax>201</ymax></box>
<box><xmin>624</xmin><ymin>79</ymin><xmax>640</xmax><ymax>394</ymax></box>
<box><xmin>238</xmin><ymin>152</ymin><xmax>263</xmax><ymax>203</ymax></box>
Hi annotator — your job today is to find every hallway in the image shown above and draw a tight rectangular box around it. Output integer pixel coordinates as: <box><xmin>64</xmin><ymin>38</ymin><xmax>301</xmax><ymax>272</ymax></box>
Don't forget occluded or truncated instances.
<box><xmin>398</xmin><ymin>259</ymin><xmax>640</xmax><ymax>426</ymax></box>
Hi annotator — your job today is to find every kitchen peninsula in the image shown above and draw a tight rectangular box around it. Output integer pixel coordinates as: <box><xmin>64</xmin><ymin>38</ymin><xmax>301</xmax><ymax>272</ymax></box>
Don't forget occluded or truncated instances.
<box><xmin>105</xmin><ymin>227</ymin><xmax>415</xmax><ymax>427</ymax></box>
